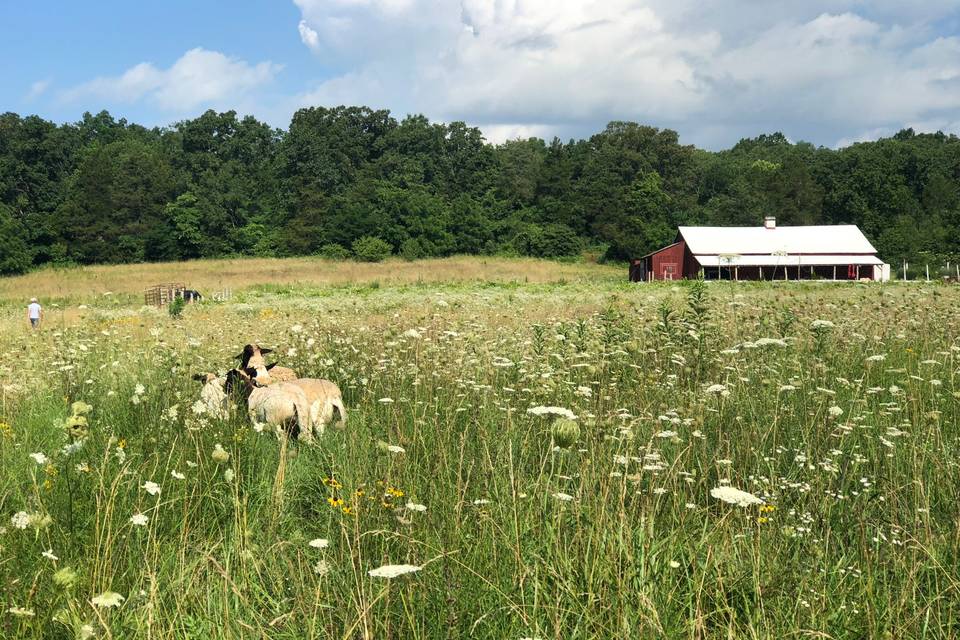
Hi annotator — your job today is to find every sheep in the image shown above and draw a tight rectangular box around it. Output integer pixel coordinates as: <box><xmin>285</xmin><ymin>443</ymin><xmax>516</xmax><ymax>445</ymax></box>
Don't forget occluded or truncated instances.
<box><xmin>284</xmin><ymin>378</ymin><xmax>347</xmax><ymax>435</ymax></box>
<box><xmin>235</xmin><ymin>344</ymin><xmax>298</xmax><ymax>385</ymax></box>
<box><xmin>224</xmin><ymin>368</ymin><xmax>315</xmax><ymax>442</ymax></box>
<box><xmin>192</xmin><ymin>373</ymin><xmax>231</xmax><ymax>419</ymax></box>
<box><xmin>244</xmin><ymin>367</ymin><xmax>346</xmax><ymax>435</ymax></box>
<box><xmin>261</xmin><ymin>362</ymin><xmax>299</xmax><ymax>383</ymax></box>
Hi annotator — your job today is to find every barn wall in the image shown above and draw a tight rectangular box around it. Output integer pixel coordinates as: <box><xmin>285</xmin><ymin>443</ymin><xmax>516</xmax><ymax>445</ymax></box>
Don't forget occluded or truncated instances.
<box><xmin>649</xmin><ymin>241</ymin><xmax>687</xmax><ymax>281</ymax></box>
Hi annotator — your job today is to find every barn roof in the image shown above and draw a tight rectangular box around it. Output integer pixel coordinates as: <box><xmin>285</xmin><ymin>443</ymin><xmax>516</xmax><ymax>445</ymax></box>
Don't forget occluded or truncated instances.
<box><xmin>695</xmin><ymin>254</ymin><xmax>884</xmax><ymax>267</ymax></box>
<box><xmin>677</xmin><ymin>225</ymin><xmax>877</xmax><ymax>255</ymax></box>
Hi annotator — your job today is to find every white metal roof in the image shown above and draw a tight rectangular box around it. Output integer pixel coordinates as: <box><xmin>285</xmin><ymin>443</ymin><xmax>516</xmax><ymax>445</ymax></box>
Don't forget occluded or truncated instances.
<box><xmin>695</xmin><ymin>254</ymin><xmax>884</xmax><ymax>267</ymax></box>
<box><xmin>678</xmin><ymin>225</ymin><xmax>878</xmax><ymax>255</ymax></box>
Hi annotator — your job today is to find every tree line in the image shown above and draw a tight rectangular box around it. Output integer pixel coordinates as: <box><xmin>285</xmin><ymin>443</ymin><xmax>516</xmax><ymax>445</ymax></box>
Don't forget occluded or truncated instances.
<box><xmin>1</xmin><ymin>106</ymin><xmax>958</xmax><ymax>275</ymax></box>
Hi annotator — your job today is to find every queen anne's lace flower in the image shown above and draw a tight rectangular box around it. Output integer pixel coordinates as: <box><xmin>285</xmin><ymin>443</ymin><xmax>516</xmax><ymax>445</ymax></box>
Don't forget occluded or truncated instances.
<box><xmin>710</xmin><ymin>486</ymin><xmax>764</xmax><ymax>507</ymax></box>
<box><xmin>367</xmin><ymin>564</ymin><xmax>422</xmax><ymax>578</ymax></box>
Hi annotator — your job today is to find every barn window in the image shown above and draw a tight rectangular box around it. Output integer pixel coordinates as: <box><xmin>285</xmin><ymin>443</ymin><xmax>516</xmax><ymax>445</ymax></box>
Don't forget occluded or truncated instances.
<box><xmin>662</xmin><ymin>263</ymin><xmax>677</xmax><ymax>280</ymax></box>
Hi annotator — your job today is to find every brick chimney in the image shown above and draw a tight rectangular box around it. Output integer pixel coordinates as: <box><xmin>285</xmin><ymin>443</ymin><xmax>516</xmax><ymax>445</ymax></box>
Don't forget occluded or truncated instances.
<box><xmin>764</xmin><ymin>216</ymin><xmax>776</xmax><ymax>230</ymax></box>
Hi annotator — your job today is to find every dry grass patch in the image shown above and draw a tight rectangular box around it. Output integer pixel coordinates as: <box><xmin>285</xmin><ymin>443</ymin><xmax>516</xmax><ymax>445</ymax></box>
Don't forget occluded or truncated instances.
<box><xmin>0</xmin><ymin>256</ymin><xmax>621</xmax><ymax>303</ymax></box>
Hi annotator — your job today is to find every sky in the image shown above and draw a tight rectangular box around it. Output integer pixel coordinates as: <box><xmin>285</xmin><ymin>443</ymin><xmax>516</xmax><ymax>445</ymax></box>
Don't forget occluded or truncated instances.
<box><xmin>2</xmin><ymin>1</ymin><xmax>959</xmax><ymax>150</ymax></box>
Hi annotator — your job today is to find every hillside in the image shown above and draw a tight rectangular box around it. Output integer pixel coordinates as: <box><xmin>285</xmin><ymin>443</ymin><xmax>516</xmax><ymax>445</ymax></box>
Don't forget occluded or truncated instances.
<box><xmin>2</xmin><ymin>109</ymin><xmax>959</xmax><ymax>277</ymax></box>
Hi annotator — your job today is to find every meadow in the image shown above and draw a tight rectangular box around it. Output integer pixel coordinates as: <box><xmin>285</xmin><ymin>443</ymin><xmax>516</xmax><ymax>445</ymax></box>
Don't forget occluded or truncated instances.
<box><xmin>0</xmin><ymin>257</ymin><xmax>958</xmax><ymax>639</ymax></box>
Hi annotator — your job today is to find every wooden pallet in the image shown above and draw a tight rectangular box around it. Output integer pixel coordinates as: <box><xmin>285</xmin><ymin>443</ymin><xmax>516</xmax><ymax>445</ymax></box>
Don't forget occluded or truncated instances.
<box><xmin>144</xmin><ymin>283</ymin><xmax>186</xmax><ymax>306</ymax></box>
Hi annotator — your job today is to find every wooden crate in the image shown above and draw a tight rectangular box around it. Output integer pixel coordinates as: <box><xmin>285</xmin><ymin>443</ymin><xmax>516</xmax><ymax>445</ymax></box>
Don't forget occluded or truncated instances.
<box><xmin>144</xmin><ymin>283</ymin><xmax>186</xmax><ymax>306</ymax></box>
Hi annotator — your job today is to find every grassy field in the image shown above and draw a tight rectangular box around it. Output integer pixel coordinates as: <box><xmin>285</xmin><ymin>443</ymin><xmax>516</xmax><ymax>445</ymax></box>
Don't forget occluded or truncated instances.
<box><xmin>0</xmin><ymin>256</ymin><xmax>620</xmax><ymax>307</ymax></box>
<box><xmin>1</xmin><ymin>257</ymin><xmax>958</xmax><ymax>639</ymax></box>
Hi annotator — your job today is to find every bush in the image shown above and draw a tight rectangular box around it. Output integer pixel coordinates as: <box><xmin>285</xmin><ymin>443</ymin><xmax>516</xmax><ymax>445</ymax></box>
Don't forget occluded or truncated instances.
<box><xmin>400</xmin><ymin>238</ymin><xmax>427</xmax><ymax>261</ymax></box>
<box><xmin>168</xmin><ymin>296</ymin><xmax>186</xmax><ymax>319</ymax></box>
<box><xmin>352</xmin><ymin>236</ymin><xmax>393</xmax><ymax>263</ymax></box>
<box><xmin>318</xmin><ymin>243</ymin><xmax>351</xmax><ymax>260</ymax></box>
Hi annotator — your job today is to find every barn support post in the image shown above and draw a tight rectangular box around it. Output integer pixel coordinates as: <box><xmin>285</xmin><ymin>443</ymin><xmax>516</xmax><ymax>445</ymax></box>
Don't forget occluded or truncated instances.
<box><xmin>856</xmin><ymin>265</ymin><xmax>860</xmax><ymax>280</ymax></box>
<box><xmin>926</xmin><ymin>265</ymin><xmax>930</xmax><ymax>282</ymax></box>
<box><xmin>833</xmin><ymin>265</ymin><xmax>836</xmax><ymax>281</ymax></box>
<box><xmin>759</xmin><ymin>266</ymin><xmax>763</xmax><ymax>280</ymax></box>
<box><xmin>735</xmin><ymin>266</ymin><xmax>739</xmax><ymax>281</ymax></box>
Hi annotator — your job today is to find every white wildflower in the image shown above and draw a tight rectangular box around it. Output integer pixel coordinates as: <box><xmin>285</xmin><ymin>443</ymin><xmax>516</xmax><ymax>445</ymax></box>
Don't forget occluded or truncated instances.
<box><xmin>211</xmin><ymin>444</ymin><xmax>230</xmax><ymax>463</ymax></box>
<box><xmin>710</xmin><ymin>486</ymin><xmax>764</xmax><ymax>507</ymax></box>
<box><xmin>368</xmin><ymin>564</ymin><xmax>422</xmax><ymax>579</ymax></box>
<box><xmin>130</xmin><ymin>513</ymin><xmax>148</xmax><ymax>527</ymax></box>
<box><xmin>91</xmin><ymin>591</ymin><xmax>124</xmax><ymax>608</ymax></box>
<box><xmin>309</xmin><ymin>538</ymin><xmax>329</xmax><ymax>549</ymax></box>
<box><xmin>406</xmin><ymin>502</ymin><xmax>427</xmax><ymax>512</ymax></box>
<box><xmin>552</xmin><ymin>492</ymin><xmax>575</xmax><ymax>501</ymax></box>
<box><xmin>141</xmin><ymin>481</ymin><xmax>161</xmax><ymax>496</ymax></box>
<box><xmin>29</xmin><ymin>452</ymin><xmax>48</xmax><ymax>465</ymax></box>
<box><xmin>11</xmin><ymin>512</ymin><xmax>29</xmax><ymax>530</ymax></box>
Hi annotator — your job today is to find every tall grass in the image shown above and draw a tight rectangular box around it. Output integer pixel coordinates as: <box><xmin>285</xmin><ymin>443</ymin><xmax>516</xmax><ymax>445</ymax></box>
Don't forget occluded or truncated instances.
<box><xmin>0</xmin><ymin>278</ymin><xmax>958</xmax><ymax>638</ymax></box>
<box><xmin>0</xmin><ymin>256</ymin><xmax>622</xmax><ymax>306</ymax></box>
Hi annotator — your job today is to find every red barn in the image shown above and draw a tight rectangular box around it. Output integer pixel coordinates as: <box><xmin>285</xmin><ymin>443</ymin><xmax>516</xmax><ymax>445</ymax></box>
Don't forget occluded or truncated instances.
<box><xmin>630</xmin><ymin>217</ymin><xmax>890</xmax><ymax>282</ymax></box>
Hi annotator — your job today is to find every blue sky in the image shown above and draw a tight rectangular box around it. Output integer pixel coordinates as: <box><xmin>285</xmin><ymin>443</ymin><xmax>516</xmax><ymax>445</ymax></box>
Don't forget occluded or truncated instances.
<box><xmin>3</xmin><ymin>1</ymin><xmax>959</xmax><ymax>149</ymax></box>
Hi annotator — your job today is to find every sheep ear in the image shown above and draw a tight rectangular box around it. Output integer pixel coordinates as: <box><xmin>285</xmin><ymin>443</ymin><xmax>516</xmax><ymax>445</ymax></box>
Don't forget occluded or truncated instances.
<box><xmin>233</xmin><ymin>352</ymin><xmax>243</xmax><ymax>360</ymax></box>
<box><xmin>260</xmin><ymin>348</ymin><xmax>273</xmax><ymax>355</ymax></box>
<box><xmin>266</xmin><ymin>362</ymin><xmax>277</xmax><ymax>370</ymax></box>
<box><xmin>192</xmin><ymin>373</ymin><xmax>206</xmax><ymax>381</ymax></box>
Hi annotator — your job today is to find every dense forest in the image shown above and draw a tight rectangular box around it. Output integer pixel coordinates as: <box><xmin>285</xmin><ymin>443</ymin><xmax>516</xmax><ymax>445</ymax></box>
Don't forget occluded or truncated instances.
<box><xmin>1</xmin><ymin>106</ymin><xmax>959</xmax><ymax>275</ymax></box>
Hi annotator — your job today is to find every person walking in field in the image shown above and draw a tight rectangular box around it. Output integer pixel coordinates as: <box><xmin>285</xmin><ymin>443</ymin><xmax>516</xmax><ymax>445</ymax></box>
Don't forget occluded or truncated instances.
<box><xmin>27</xmin><ymin>297</ymin><xmax>42</xmax><ymax>329</ymax></box>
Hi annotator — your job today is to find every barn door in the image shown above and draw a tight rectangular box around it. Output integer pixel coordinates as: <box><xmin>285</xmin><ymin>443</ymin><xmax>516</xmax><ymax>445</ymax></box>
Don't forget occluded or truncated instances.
<box><xmin>662</xmin><ymin>263</ymin><xmax>677</xmax><ymax>280</ymax></box>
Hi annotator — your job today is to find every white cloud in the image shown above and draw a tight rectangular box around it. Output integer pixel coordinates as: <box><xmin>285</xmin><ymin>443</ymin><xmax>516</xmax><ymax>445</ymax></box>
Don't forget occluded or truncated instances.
<box><xmin>63</xmin><ymin>48</ymin><xmax>281</xmax><ymax>113</ymax></box>
<box><xmin>25</xmin><ymin>80</ymin><xmax>51</xmax><ymax>101</ymax></box>
<box><xmin>298</xmin><ymin>20</ymin><xmax>320</xmax><ymax>51</ymax></box>
<box><xmin>480</xmin><ymin>123</ymin><xmax>555</xmax><ymax>144</ymax></box>
<box><xmin>292</xmin><ymin>1</ymin><xmax>960</xmax><ymax>148</ymax></box>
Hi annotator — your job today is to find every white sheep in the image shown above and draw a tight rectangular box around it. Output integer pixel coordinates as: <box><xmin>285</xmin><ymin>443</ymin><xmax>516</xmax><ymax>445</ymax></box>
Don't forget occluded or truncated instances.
<box><xmin>284</xmin><ymin>378</ymin><xmax>347</xmax><ymax>436</ymax></box>
<box><xmin>224</xmin><ymin>368</ymin><xmax>315</xmax><ymax>443</ymax></box>
<box><xmin>193</xmin><ymin>373</ymin><xmax>230</xmax><ymax>419</ymax></box>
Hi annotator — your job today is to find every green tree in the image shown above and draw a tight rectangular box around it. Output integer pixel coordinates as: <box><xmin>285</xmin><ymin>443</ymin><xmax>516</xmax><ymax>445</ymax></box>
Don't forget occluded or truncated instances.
<box><xmin>0</xmin><ymin>204</ymin><xmax>31</xmax><ymax>274</ymax></box>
